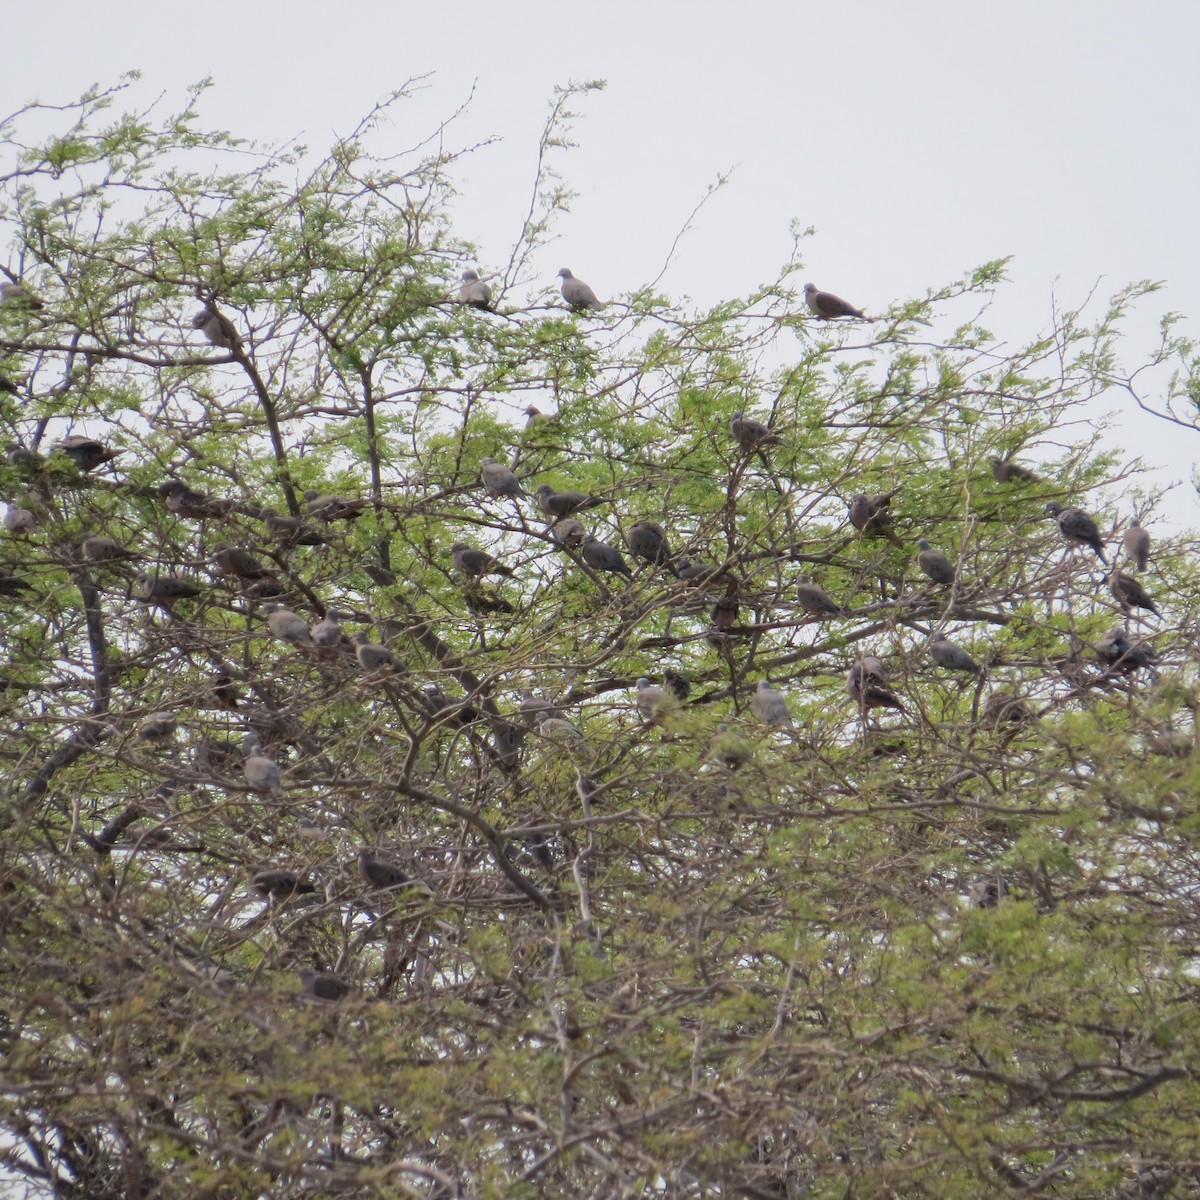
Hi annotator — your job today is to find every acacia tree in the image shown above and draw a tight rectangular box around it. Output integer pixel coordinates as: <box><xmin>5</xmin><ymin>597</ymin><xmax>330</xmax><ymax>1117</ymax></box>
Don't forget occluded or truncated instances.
<box><xmin>1</xmin><ymin>78</ymin><xmax>1199</xmax><ymax>1200</ymax></box>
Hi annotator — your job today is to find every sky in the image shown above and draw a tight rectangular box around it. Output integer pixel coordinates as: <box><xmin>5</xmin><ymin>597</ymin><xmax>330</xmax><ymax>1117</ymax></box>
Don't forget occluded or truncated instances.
<box><xmin>5</xmin><ymin>0</ymin><xmax>1200</xmax><ymax>518</ymax></box>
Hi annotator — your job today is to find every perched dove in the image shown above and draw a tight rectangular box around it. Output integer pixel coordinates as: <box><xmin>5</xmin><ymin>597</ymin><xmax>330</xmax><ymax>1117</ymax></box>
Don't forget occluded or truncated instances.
<box><xmin>480</xmin><ymin>456</ymin><xmax>526</xmax><ymax>499</ymax></box>
<box><xmin>677</xmin><ymin>559</ymin><xmax>732</xmax><ymax>587</ymax></box>
<box><xmin>535</xmin><ymin>484</ymin><xmax>604</xmax><ymax>518</ymax></box>
<box><xmin>803</xmin><ymin>283</ymin><xmax>865</xmax><ymax>319</ymax></box>
<box><xmin>535</xmin><ymin>710</ymin><xmax>593</xmax><ymax>756</ymax></box>
<box><xmin>0</xmin><ymin>566</ymin><xmax>31</xmax><ymax>595</ymax></box>
<box><xmin>192</xmin><ymin>306</ymin><xmax>243</xmax><ymax>351</ymax></box>
<box><xmin>751</xmin><ymin>680</ymin><xmax>793</xmax><ymax>729</ymax></box>
<box><xmin>3</xmin><ymin>504</ymin><xmax>36</xmax><ymax>535</ymax></box>
<box><xmin>459</xmin><ymin>269</ymin><xmax>492</xmax><ymax>309</ymax></box>
<box><xmin>990</xmin><ymin>457</ymin><xmax>1039</xmax><ymax>484</ymax></box>
<box><xmin>1109</xmin><ymin>569</ymin><xmax>1159</xmax><ymax>617</ymax></box>
<box><xmin>1095</xmin><ymin>626</ymin><xmax>1154</xmax><ymax>672</ymax></box>
<box><xmin>1123</xmin><ymin>520</ymin><xmax>1150</xmax><ymax>572</ymax></box>
<box><xmin>358</xmin><ymin>849</ymin><xmax>410</xmax><ymax>889</ymax></box>
<box><xmin>243</xmin><ymin>738</ymin><xmax>282</xmax><ymax>795</ymax></box>
<box><xmin>707</xmin><ymin>579</ymin><xmax>740</xmax><ymax>645</ymax></box>
<box><xmin>249</xmin><ymin>867</ymin><xmax>313</xmax><ymax>899</ymax></box>
<box><xmin>82</xmin><ymin>532</ymin><xmax>138</xmax><ymax>563</ymax></box>
<box><xmin>0</xmin><ymin>281</ymin><xmax>44</xmax><ymax>309</ymax></box>
<box><xmin>625</xmin><ymin>521</ymin><xmax>675</xmax><ymax>574</ymax></box>
<box><xmin>663</xmin><ymin>669</ymin><xmax>691</xmax><ymax>701</ymax></box>
<box><xmin>4</xmin><ymin>442</ymin><xmax>42</xmax><ymax>467</ymax></box>
<box><xmin>136</xmin><ymin>712</ymin><xmax>178</xmax><ymax>745</ymax></box>
<box><xmin>581</xmin><ymin>533</ymin><xmax>633</xmax><ymax>580</ymax></box>
<box><xmin>1045</xmin><ymin>501</ymin><xmax>1107</xmax><ymax>563</ymax></box>
<box><xmin>213</xmin><ymin>543</ymin><xmax>272</xmax><ymax>580</ymax></box>
<box><xmin>304</xmin><ymin>491</ymin><xmax>365</xmax><ymax>521</ymax></box>
<box><xmin>983</xmin><ymin>690</ymin><xmax>1033</xmax><ymax>727</ymax></box>
<box><xmin>634</xmin><ymin>677</ymin><xmax>674</xmax><ymax>723</ymax></box>
<box><xmin>299</xmin><ymin>970</ymin><xmax>349</xmax><ymax>1001</ymax></box>
<box><xmin>261</xmin><ymin>508</ymin><xmax>328</xmax><ymax>546</ymax></box>
<box><xmin>519</xmin><ymin>689</ymin><xmax>560</xmax><ymax>728</ymax></box>
<box><xmin>451</xmin><ymin>542</ymin><xmax>514</xmax><ymax>579</ymax></box>
<box><xmin>558</xmin><ymin>267</ymin><xmax>603</xmax><ymax>311</ymax></box>
<box><xmin>136</xmin><ymin>572</ymin><xmax>203</xmax><ymax>604</ymax></box>
<box><xmin>353</xmin><ymin>631</ymin><xmax>403</xmax><ymax>676</ymax></box>
<box><xmin>916</xmin><ymin>539</ymin><xmax>956</xmax><ymax>585</ymax></box>
<box><xmin>848</xmin><ymin>490</ymin><xmax>903</xmax><ymax>546</ymax></box>
<box><xmin>846</xmin><ymin>661</ymin><xmax>906</xmax><ymax>712</ymax></box>
<box><xmin>795</xmin><ymin>573</ymin><xmax>840</xmax><ymax>617</ymax></box>
<box><xmin>549</xmin><ymin>516</ymin><xmax>587</xmax><ymax>549</ymax></box>
<box><xmin>58</xmin><ymin>435</ymin><xmax>121</xmax><ymax>472</ymax></box>
<box><xmin>730</xmin><ymin>411</ymin><xmax>782</xmax><ymax>453</ymax></box>
<box><xmin>927</xmin><ymin>631</ymin><xmax>981</xmax><ymax>675</ymax></box>
<box><xmin>158</xmin><ymin>479</ymin><xmax>234</xmax><ymax>519</ymax></box>
<box><xmin>711</xmin><ymin>723</ymin><xmax>752</xmax><ymax>771</ymax></box>
<box><xmin>265</xmin><ymin>605</ymin><xmax>314</xmax><ymax>647</ymax></box>
<box><xmin>968</xmin><ymin>875</ymin><xmax>1009</xmax><ymax>909</ymax></box>
<box><xmin>309</xmin><ymin>611</ymin><xmax>344</xmax><ymax>648</ymax></box>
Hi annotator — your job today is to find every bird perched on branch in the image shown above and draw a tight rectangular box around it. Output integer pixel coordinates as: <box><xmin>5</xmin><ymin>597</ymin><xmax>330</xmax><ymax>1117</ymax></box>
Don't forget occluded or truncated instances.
<box><xmin>846</xmin><ymin>659</ymin><xmax>906</xmax><ymax>713</ymax></box>
<box><xmin>751</xmin><ymin>680</ymin><xmax>793</xmax><ymax>730</ymax></box>
<box><xmin>452</xmin><ymin>542</ymin><xmax>514</xmax><ymax>579</ymax></box>
<box><xmin>795</xmin><ymin>573</ymin><xmax>841</xmax><ymax>617</ymax></box>
<box><xmin>192</xmin><ymin>305</ymin><xmax>243</xmax><ymax>351</ymax></box>
<box><xmin>357</xmin><ymin>849</ymin><xmax>410</xmax><ymax>890</ymax></box>
<box><xmin>916</xmin><ymin>539</ymin><xmax>956</xmax><ymax>585</ymax></box>
<box><xmin>1123</xmin><ymin>520</ymin><xmax>1150</xmax><ymax>572</ymax></box>
<box><xmin>1045</xmin><ymin>501</ymin><xmax>1107</xmax><ymax>563</ymax></box>
<box><xmin>458</xmin><ymin>269</ymin><xmax>492</xmax><ymax>310</ymax></box>
<box><xmin>535</xmin><ymin>484</ymin><xmax>605</xmax><ymax>518</ymax></box>
<box><xmin>0</xmin><ymin>281</ymin><xmax>44</xmax><ymax>309</ymax></box>
<box><xmin>242</xmin><ymin>738</ymin><xmax>282</xmax><ymax>795</ymax></box>
<box><xmin>848</xmin><ymin>490</ymin><xmax>903</xmax><ymax>547</ymax></box>
<box><xmin>626</xmin><ymin>521</ymin><xmax>676</xmax><ymax>575</ymax></box>
<box><xmin>803</xmin><ymin>283</ymin><xmax>865</xmax><ymax>320</ymax></box>
<box><xmin>558</xmin><ymin>268</ymin><xmax>603</xmax><ymax>311</ymax></box>
<box><xmin>730</xmin><ymin>411</ymin><xmax>782</xmax><ymax>454</ymax></box>
<box><xmin>1109</xmin><ymin>569</ymin><xmax>1159</xmax><ymax>617</ymax></box>
<box><xmin>990</xmin><ymin>457</ymin><xmax>1039</xmax><ymax>484</ymax></box>
<box><xmin>58</xmin><ymin>435</ymin><xmax>121</xmax><ymax>472</ymax></box>
<box><xmin>480</xmin><ymin>457</ymin><xmax>526</xmax><ymax>499</ymax></box>
<box><xmin>927</xmin><ymin>631</ymin><xmax>981</xmax><ymax>675</ymax></box>
<box><xmin>581</xmin><ymin>533</ymin><xmax>633</xmax><ymax>580</ymax></box>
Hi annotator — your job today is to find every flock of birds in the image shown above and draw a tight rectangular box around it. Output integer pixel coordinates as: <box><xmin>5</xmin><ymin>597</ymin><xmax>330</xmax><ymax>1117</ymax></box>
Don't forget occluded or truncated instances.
<box><xmin>0</xmin><ymin>267</ymin><xmax>1169</xmax><ymax>992</ymax></box>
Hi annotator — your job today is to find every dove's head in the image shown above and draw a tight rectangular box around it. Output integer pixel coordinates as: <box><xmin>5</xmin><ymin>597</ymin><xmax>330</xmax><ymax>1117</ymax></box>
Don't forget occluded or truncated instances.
<box><xmin>557</xmin><ymin>268</ymin><xmax>573</xmax><ymax>279</ymax></box>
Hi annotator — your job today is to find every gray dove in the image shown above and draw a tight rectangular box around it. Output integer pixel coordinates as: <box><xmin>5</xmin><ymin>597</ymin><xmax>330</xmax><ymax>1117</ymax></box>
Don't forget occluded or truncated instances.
<box><xmin>243</xmin><ymin>737</ymin><xmax>282</xmax><ymax>795</ymax></box>
<box><xmin>558</xmin><ymin>268</ymin><xmax>603</xmax><ymax>311</ymax></box>
<box><xmin>519</xmin><ymin>689</ymin><xmax>560</xmax><ymax>728</ymax></box>
<box><xmin>535</xmin><ymin>484</ymin><xmax>604</xmax><ymax>518</ymax></box>
<box><xmin>1095</xmin><ymin>626</ymin><xmax>1155</xmax><ymax>672</ymax></box>
<box><xmin>304</xmin><ymin>491</ymin><xmax>365</xmax><ymax>521</ymax></box>
<box><xmin>1109</xmin><ymin>569</ymin><xmax>1159</xmax><ymax>617</ymax></box>
<box><xmin>625</xmin><ymin>521</ymin><xmax>675</xmax><ymax>573</ymax></box>
<box><xmin>0</xmin><ymin>281</ymin><xmax>44</xmax><ymax>309</ymax></box>
<box><xmin>480</xmin><ymin>456</ymin><xmax>526</xmax><ymax>499</ymax></box>
<box><xmin>452</xmin><ymin>541</ymin><xmax>514</xmax><ymax>578</ymax></box>
<box><xmin>82</xmin><ymin>533</ymin><xmax>138</xmax><ymax>563</ymax></box>
<box><xmin>58</xmin><ymin>435</ymin><xmax>121</xmax><ymax>472</ymax></box>
<box><xmin>581</xmin><ymin>533</ymin><xmax>633</xmax><ymax>580</ymax></box>
<box><xmin>4</xmin><ymin>504</ymin><xmax>36</xmax><ymax>534</ymax></box>
<box><xmin>535</xmin><ymin>710</ymin><xmax>593</xmax><ymax>756</ymax></box>
<box><xmin>459</xmin><ymin>269</ymin><xmax>492</xmax><ymax>309</ymax></box>
<box><xmin>730</xmin><ymin>411</ymin><xmax>782</xmax><ymax>453</ymax></box>
<box><xmin>192</xmin><ymin>306</ymin><xmax>243</xmax><ymax>351</ymax></box>
<box><xmin>751</xmin><ymin>680</ymin><xmax>793</xmax><ymax>729</ymax></box>
<box><xmin>549</xmin><ymin>516</ymin><xmax>587</xmax><ymax>549</ymax></box>
<box><xmin>795</xmin><ymin>573</ymin><xmax>840</xmax><ymax>616</ymax></box>
<box><xmin>663</xmin><ymin>669</ymin><xmax>691</xmax><ymax>700</ymax></box>
<box><xmin>1045</xmin><ymin>501</ymin><xmax>1107</xmax><ymax>563</ymax></box>
<box><xmin>803</xmin><ymin>283</ymin><xmax>865</xmax><ymax>319</ymax></box>
<box><xmin>265</xmin><ymin>605</ymin><xmax>314</xmax><ymax>646</ymax></box>
<box><xmin>916</xmin><ymin>539</ymin><xmax>956</xmax><ymax>585</ymax></box>
<box><xmin>848</xmin><ymin>490</ymin><xmax>903</xmax><ymax>546</ymax></box>
<box><xmin>136</xmin><ymin>572</ymin><xmax>203</xmax><ymax>604</ymax></box>
<box><xmin>353</xmin><ymin>631</ymin><xmax>403</xmax><ymax>676</ymax></box>
<box><xmin>927</xmin><ymin>631</ymin><xmax>981</xmax><ymax>675</ymax></box>
<box><xmin>309</xmin><ymin>611</ymin><xmax>344</xmax><ymax>648</ymax></box>
<box><xmin>1123</xmin><ymin>520</ymin><xmax>1150</xmax><ymax>572</ymax></box>
<box><xmin>136</xmin><ymin>712</ymin><xmax>178</xmax><ymax>745</ymax></box>
<box><xmin>299</xmin><ymin>970</ymin><xmax>349</xmax><ymax>1001</ymax></box>
<box><xmin>846</xmin><ymin>662</ymin><xmax>906</xmax><ymax>712</ymax></box>
<box><xmin>358</xmin><ymin>848</ymin><xmax>410</xmax><ymax>889</ymax></box>
<box><xmin>249</xmin><ymin>867</ymin><xmax>313</xmax><ymax>898</ymax></box>
<box><xmin>261</xmin><ymin>508</ymin><xmax>328</xmax><ymax>546</ymax></box>
<box><xmin>213</xmin><ymin>543</ymin><xmax>272</xmax><ymax>579</ymax></box>
<box><xmin>635</xmin><ymin>677</ymin><xmax>674</xmax><ymax>723</ymax></box>
<box><xmin>990</xmin><ymin>457</ymin><xmax>1039</xmax><ymax>484</ymax></box>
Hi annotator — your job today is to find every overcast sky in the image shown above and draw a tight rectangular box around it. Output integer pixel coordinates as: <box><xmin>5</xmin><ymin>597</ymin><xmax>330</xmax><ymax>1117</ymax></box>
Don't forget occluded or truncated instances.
<box><xmin>6</xmin><ymin>1</ymin><xmax>1200</xmax><ymax>518</ymax></box>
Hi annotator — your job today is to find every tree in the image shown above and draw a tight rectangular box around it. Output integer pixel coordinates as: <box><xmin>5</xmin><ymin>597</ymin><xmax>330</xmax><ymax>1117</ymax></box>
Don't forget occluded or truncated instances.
<box><xmin>1</xmin><ymin>77</ymin><xmax>1199</xmax><ymax>1200</ymax></box>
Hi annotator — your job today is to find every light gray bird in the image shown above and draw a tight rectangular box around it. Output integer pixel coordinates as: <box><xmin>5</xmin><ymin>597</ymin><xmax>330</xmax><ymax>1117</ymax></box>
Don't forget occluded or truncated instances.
<box><xmin>535</xmin><ymin>710</ymin><xmax>593</xmax><ymax>757</ymax></box>
<box><xmin>242</xmin><ymin>737</ymin><xmax>282</xmax><ymax>795</ymax></box>
<box><xmin>549</xmin><ymin>516</ymin><xmax>587</xmax><ymax>549</ymax></box>
<box><xmin>59</xmin><ymin>435</ymin><xmax>121</xmax><ymax>472</ymax></box>
<box><xmin>358</xmin><ymin>848</ymin><xmax>410</xmax><ymax>889</ymax></box>
<box><xmin>635</xmin><ymin>677</ymin><xmax>674</xmax><ymax>723</ymax></box>
<box><xmin>751</xmin><ymin>680</ymin><xmax>793</xmax><ymax>729</ymax></box>
<box><xmin>1045</xmin><ymin>501</ymin><xmax>1107</xmax><ymax>563</ymax></box>
<box><xmin>848</xmin><ymin>490</ymin><xmax>904</xmax><ymax>547</ymax></box>
<box><xmin>803</xmin><ymin>283</ymin><xmax>865</xmax><ymax>319</ymax></box>
<box><xmin>353</xmin><ymin>631</ymin><xmax>403</xmax><ymax>676</ymax></box>
<box><xmin>265</xmin><ymin>605</ymin><xmax>314</xmax><ymax>647</ymax></box>
<box><xmin>191</xmin><ymin>306</ymin><xmax>243</xmax><ymax>351</ymax></box>
<box><xmin>847</xmin><ymin>662</ymin><xmax>906</xmax><ymax>712</ymax></box>
<box><xmin>1109</xmin><ymin>569</ymin><xmax>1159</xmax><ymax>617</ymax></box>
<box><xmin>625</xmin><ymin>521</ymin><xmax>675</xmax><ymax>574</ymax></box>
<box><xmin>729</xmin><ymin>411</ymin><xmax>782</xmax><ymax>453</ymax></box>
<box><xmin>1123</xmin><ymin>520</ymin><xmax>1150</xmax><ymax>572</ymax></box>
<box><xmin>519</xmin><ymin>689</ymin><xmax>560</xmax><ymax>728</ymax></box>
<box><xmin>459</xmin><ymin>269</ymin><xmax>492</xmax><ymax>309</ymax></box>
<box><xmin>213</xmin><ymin>543</ymin><xmax>272</xmax><ymax>580</ymax></box>
<box><xmin>451</xmin><ymin>541</ymin><xmax>514</xmax><ymax>578</ymax></box>
<box><xmin>927</xmin><ymin>631</ymin><xmax>981</xmax><ymax>675</ymax></box>
<box><xmin>3</xmin><ymin>504</ymin><xmax>36</xmax><ymax>535</ymax></box>
<box><xmin>795</xmin><ymin>573</ymin><xmax>840</xmax><ymax>617</ymax></box>
<box><xmin>309</xmin><ymin>611</ymin><xmax>344</xmax><ymax>648</ymax></box>
<box><xmin>82</xmin><ymin>532</ymin><xmax>138</xmax><ymax>563</ymax></box>
<box><xmin>136</xmin><ymin>712</ymin><xmax>178</xmax><ymax>745</ymax></box>
<box><xmin>916</xmin><ymin>539</ymin><xmax>956</xmax><ymax>585</ymax></box>
<box><xmin>136</xmin><ymin>572</ymin><xmax>203</xmax><ymax>604</ymax></box>
<box><xmin>581</xmin><ymin>533</ymin><xmax>633</xmax><ymax>580</ymax></box>
<box><xmin>558</xmin><ymin>267</ymin><xmax>603</xmax><ymax>311</ymax></box>
<box><xmin>535</xmin><ymin>484</ymin><xmax>604</xmax><ymax>518</ymax></box>
<box><xmin>261</xmin><ymin>508</ymin><xmax>328</xmax><ymax>546</ymax></box>
<box><xmin>480</xmin><ymin>456</ymin><xmax>526</xmax><ymax>499</ymax></box>
<box><xmin>990</xmin><ymin>457</ymin><xmax>1039</xmax><ymax>484</ymax></box>
<box><xmin>0</xmin><ymin>281</ymin><xmax>43</xmax><ymax>308</ymax></box>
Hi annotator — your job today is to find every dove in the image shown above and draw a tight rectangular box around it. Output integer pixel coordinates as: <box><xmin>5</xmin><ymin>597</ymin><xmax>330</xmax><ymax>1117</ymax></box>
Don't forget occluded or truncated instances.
<box><xmin>625</xmin><ymin>521</ymin><xmax>675</xmax><ymax>574</ymax></box>
<box><xmin>730</xmin><ymin>411</ymin><xmax>782</xmax><ymax>453</ymax></box>
<box><xmin>1109</xmin><ymin>569</ymin><xmax>1159</xmax><ymax>617</ymax></box>
<box><xmin>362</xmin><ymin>563</ymin><xmax>397</xmax><ymax>586</ymax></box>
<box><xmin>846</xmin><ymin>661</ymin><xmax>906</xmax><ymax>712</ymax></box>
<box><xmin>459</xmin><ymin>269</ymin><xmax>491</xmax><ymax>309</ymax></box>
<box><xmin>634</xmin><ymin>677</ymin><xmax>675</xmax><ymax>723</ymax></box>
<box><xmin>523</xmin><ymin>405</ymin><xmax>554</xmax><ymax>429</ymax></box>
<box><xmin>249</xmin><ymin>867</ymin><xmax>313</xmax><ymax>899</ymax></box>
<box><xmin>983</xmin><ymin>690</ymin><xmax>1033</xmax><ymax>727</ymax></box>
<box><xmin>82</xmin><ymin>533</ymin><xmax>138</xmax><ymax>563</ymax></box>
<box><xmin>309</xmin><ymin>611</ymin><xmax>344</xmax><ymax>648</ymax></box>
<box><xmin>265</xmin><ymin>605</ymin><xmax>314</xmax><ymax>647</ymax></box>
<box><xmin>711</xmin><ymin>723</ymin><xmax>752</xmax><ymax>771</ymax></box>
<box><xmin>158</xmin><ymin>479</ymin><xmax>235</xmax><ymax>520</ymax></box>
<box><xmin>192</xmin><ymin>306</ymin><xmax>243</xmax><ymax>351</ymax></box>
<box><xmin>535</xmin><ymin>484</ymin><xmax>605</xmax><ymax>518</ymax></box>
<box><xmin>212</xmin><ymin>543</ymin><xmax>272</xmax><ymax>579</ymax></box>
<box><xmin>1123</xmin><ymin>520</ymin><xmax>1150</xmax><ymax>572</ymax></box>
<box><xmin>751</xmin><ymin>680</ymin><xmax>793</xmax><ymax>729</ymax></box>
<box><xmin>535</xmin><ymin>710</ymin><xmax>593</xmax><ymax>756</ymax></box>
<box><xmin>136</xmin><ymin>572</ymin><xmax>203</xmax><ymax>604</ymax></box>
<box><xmin>0</xmin><ymin>281</ymin><xmax>44</xmax><ymax>309</ymax></box>
<box><xmin>581</xmin><ymin>533</ymin><xmax>633</xmax><ymax>580</ymax></box>
<box><xmin>990</xmin><ymin>457</ymin><xmax>1039</xmax><ymax>484</ymax></box>
<box><xmin>663</xmin><ymin>669</ymin><xmax>691</xmax><ymax>701</ymax></box>
<box><xmin>0</xmin><ymin>566</ymin><xmax>31</xmax><ymax>595</ymax></box>
<box><xmin>261</xmin><ymin>508</ymin><xmax>329</xmax><ymax>546</ymax></box>
<box><xmin>299</xmin><ymin>970</ymin><xmax>349</xmax><ymax>1001</ymax></box>
<box><xmin>136</xmin><ymin>713</ymin><xmax>178</xmax><ymax>745</ymax></box>
<box><xmin>549</xmin><ymin>516</ymin><xmax>587</xmax><ymax>549</ymax></box>
<box><xmin>848</xmin><ymin>490</ymin><xmax>903</xmax><ymax>546</ymax></box>
<box><xmin>3</xmin><ymin>504</ymin><xmax>36</xmax><ymax>535</ymax></box>
<box><xmin>1095</xmin><ymin>626</ymin><xmax>1155</xmax><ymax>672</ymax></box>
<box><xmin>677</xmin><ymin>559</ymin><xmax>732</xmax><ymax>587</ymax></box>
<box><xmin>968</xmin><ymin>875</ymin><xmax>1009</xmax><ymax>909</ymax></box>
<box><xmin>303</xmin><ymin>491</ymin><xmax>365</xmax><ymax>521</ymax></box>
<box><xmin>358</xmin><ymin>849</ymin><xmax>410</xmax><ymax>889</ymax></box>
<box><xmin>519</xmin><ymin>689</ymin><xmax>560</xmax><ymax>728</ymax></box>
<box><xmin>4</xmin><ymin>442</ymin><xmax>42</xmax><ymax>467</ymax></box>
<box><xmin>1045</xmin><ymin>501</ymin><xmax>1107</xmax><ymax>563</ymax></box>
<box><xmin>803</xmin><ymin>283</ymin><xmax>865</xmax><ymax>319</ymax></box>
<box><xmin>707</xmin><ymin>579</ymin><xmax>740</xmax><ymax>645</ymax></box>
<box><xmin>558</xmin><ymin>267</ymin><xmax>602</xmax><ymax>311</ymax></box>
<box><xmin>353</xmin><ymin>631</ymin><xmax>403</xmax><ymax>676</ymax></box>
<box><xmin>58</xmin><ymin>435</ymin><xmax>121</xmax><ymax>472</ymax></box>
<box><xmin>243</xmin><ymin>737</ymin><xmax>282</xmax><ymax>795</ymax></box>
<box><xmin>451</xmin><ymin>542</ymin><xmax>514</xmax><ymax>579</ymax></box>
<box><xmin>480</xmin><ymin>456</ymin><xmax>526</xmax><ymax>499</ymax></box>
<box><xmin>916</xmin><ymin>539</ymin><xmax>956</xmax><ymax>585</ymax></box>
<box><xmin>795</xmin><ymin>574</ymin><xmax>840</xmax><ymax>617</ymax></box>
<box><xmin>927</xmin><ymin>631</ymin><xmax>981</xmax><ymax>675</ymax></box>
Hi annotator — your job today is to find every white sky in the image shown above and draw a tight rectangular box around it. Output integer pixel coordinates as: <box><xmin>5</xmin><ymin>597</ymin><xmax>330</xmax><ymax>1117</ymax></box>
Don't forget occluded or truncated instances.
<box><xmin>6</xmin><ymin>1</ymin><xmax>1200</xmax><ymax>518</ymax></box>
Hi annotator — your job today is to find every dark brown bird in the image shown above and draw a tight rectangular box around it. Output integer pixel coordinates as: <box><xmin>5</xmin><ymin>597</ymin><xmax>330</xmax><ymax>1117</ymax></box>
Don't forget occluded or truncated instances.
<box><xmin>1109</xmin><ymin>569</ymin><xmax>1159</xmax><ymax>617</ymax></box>
<box><xmin>535</xmin><ymin>484</ymin><xmax>604</xmax><ymax>519</ymax></box>
<box><xmin>846</xmin><ymin>661</ymin><xmax>906</xmax><ymax>712</ymax></box>
<box><xmin>730</xmin><ymin>411</ymin><xmax>782</xmax><ymax>453</ymax></box>
<box><xmin>983</xmin><ymin>690</ymin><xmax>1033</xmax><ymax>727</ymax></box>
<box><xmin>795</xmin><ymin>573</ymin><xmax>840</xmax><ymax>617</ymax></box>
<box><xmin>663</xmin><ymin>669</ymin><xmax>691</xmax><ymax>701</ymax></box>
<box><xmin>848</xmin><ymin>490</ymin><xmax>903</xmax><ymax>547</ymax></box>
<box><xmin>1095</xmin><ymin>626</ymin><xmax>1155</xmax><ymax>672</ymax></box>
<box><xmin>549</xmin><ymin>516</ymin><xmax>587</xmax><ymax>549</ymax></box>
<box><xmin>136</xmin><ymin>572</ymin><xmax>203</xmax><ymax>605</ymax></box>
<box><xmin>990</xmin><ymin>457</ymin><xmax>1039</xmax><ymax>484</ymax></box>
<box><xmin>250</xmin><ymin>868</ymin><xmax>315</xmax><ymax>900</ymax></box>
<box><xmin>625</xmin><ymin>520</ymin><xmax>676</xmax><ymax>574</ymax></box>
<box><xmin>58</xmin><ymin>435</ymin><xmax>121</xmax><ymax>472</ymax></box>
<box><xmin>1123</xmin><ymin>520</ymin><xmax>1150</xmax><ymax>572</ymax></box>
<box><xmin>357</xmin><ymin>849</ymin><xmax>410</xmax><ymax>889</ymax></box>
<box><xmin>451</xmin><ymin>541</ymin><xmax>514</xmax><ymax>578</ymax></box>
<box><xmin>0</xmin><ymin>566</ymin><xmax>31</xmax><ymax>595</ymax></box>
<box><xmin>299</xmin><ymin>970</ymin><xmax>349</xmax><ymax>1001</ymax></box>
<box><xmin>261</xmin><ymin>508</ymin><xmax>329</xmax><ymax>546</ymax></box>
<box><xmin>82</xmin><ymin>532</ymin><xmax>138</xmax><ymax>563</ymax></box>
<box><xmin>1045</xmin><ymin>501</ymin><xmax>1107</xmax><ymax>563</ymax></box>
<box><xmin>213</xmin><ymin>543</ymin><xmax>273</xmax><ymax>579</ymax></box>
<box><xmin>916</xmin><ymin>539</ymin><xmax>956</xmax><ymax>585</ymax></box>
<box><xmin>158</xmin><ymin>479</ymin><xmax>234</xmax><ymax>520</ymax></box>
<box><xmin>707</xmin><ymin>578</ymin><xmax>740</xmax><ymax>646</ymax></box>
